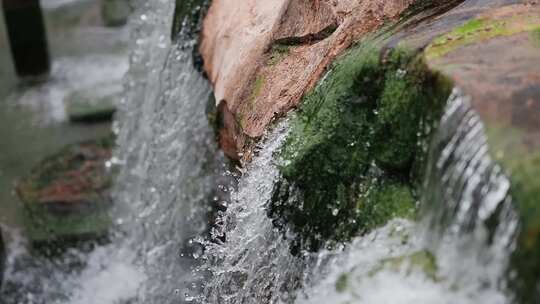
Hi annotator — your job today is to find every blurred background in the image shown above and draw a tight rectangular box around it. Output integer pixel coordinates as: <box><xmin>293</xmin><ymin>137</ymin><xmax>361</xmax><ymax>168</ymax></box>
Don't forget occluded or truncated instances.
<box><xmin>0</xmin><ymin>0</ymin><xmax>131</xmax><ymax>301</ymax></box>
<box><xmin>0</xmin><ymin>0</ymin><xmax>128</xmax><ymax>229</ymax></box>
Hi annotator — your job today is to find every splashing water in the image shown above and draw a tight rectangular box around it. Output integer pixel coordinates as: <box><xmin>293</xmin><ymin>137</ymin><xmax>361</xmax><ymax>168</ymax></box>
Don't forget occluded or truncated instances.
<box><xmin>111</xmin><ymin>0</ymin><xmax>223</xmax><ymax>301</ymax></box>
<box><xmin>200</xmin><ymin>121</ymin><xmax>309</xmax><ymax>303</ymax></box>
<box><xmin>200</xmin><ymin>90</ymin><xmax>518</xmax><ymax>304</ymax></box>
<box><xmin>2</xmin><ymin>0</ymin><xmax>221</xmax><ymax>303</ymax></box>
<box><xmin>0</xmin><ymin>1</ymin><xmax>522</xmax><ymax>303</ymax></box>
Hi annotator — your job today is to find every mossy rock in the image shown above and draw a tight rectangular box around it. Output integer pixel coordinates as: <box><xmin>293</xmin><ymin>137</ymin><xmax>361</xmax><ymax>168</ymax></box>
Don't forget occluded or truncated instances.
<box><xmin>101</xmin><ymin>0</ymin><xmax>131</xmax><ymax>27</ymax></box>
<box><xmin>270</xmin><ymin>34</ymin><xmax>451</xmax><ymax>250</ymax></box>
<box><xmin>507</xmin><ymin>151</ymin><xmax>540</xmax><ymax>303</ymax></box>
<box><xmin>16</xmin><ymin>135</ymin><xmax>115</xmax><ymax>245</ymax></box>
<box><xmin>422</xmin><ymin>9</ymin><xmax>540</xmax><ymax>303</ymax></box>
<box><xmin>484</xmin><ymin>125</ymin><xmax>540</xmax><ymax>303</ymax></box>
<box><xmin>334</xmin><ymin>250</ymin><xmax>438</xmax><ymax>296</ymax></box>
<box><xmin>368</xmin><ymin>250</ymin><xmax>439</xmax><ymax>281</ymax></box>
<box><xmin>64</xmin><ymin>82</ymin><xmax>120</xmax><ymax>123</ymax></box>
<box><xmin>426</xmin><ymin>15</ymin><xmax>540</xmax><ymax>61</ymax></box>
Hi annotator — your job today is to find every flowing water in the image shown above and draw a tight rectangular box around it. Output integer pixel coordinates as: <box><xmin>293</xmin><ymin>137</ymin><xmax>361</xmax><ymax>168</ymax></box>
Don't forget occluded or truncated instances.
<box><xmin>199</xmin><ymin>92</ymin><xmax>516</xmax><ymax>304</ymax></box>
<box><xmin>0</xmin><ymin>1</ymin><xmax>522</xmax><ymax>303</ymax></box>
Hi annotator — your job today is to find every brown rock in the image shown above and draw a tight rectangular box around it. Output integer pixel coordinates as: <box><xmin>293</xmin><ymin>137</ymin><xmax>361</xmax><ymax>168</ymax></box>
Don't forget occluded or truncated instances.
<box><xmin>422</xmin><ymin>4</ymin><xmax>540</xmax><ymax>149</ymax></box>
<box><xmin>15</xmin><ymin>136</ymin><xmax>115</xmax><ymax>243</ymax></box>
<box><xmin>200</xmin><ymin>0</ymin><xmax>415</xmax><ymax>157</ymax></box>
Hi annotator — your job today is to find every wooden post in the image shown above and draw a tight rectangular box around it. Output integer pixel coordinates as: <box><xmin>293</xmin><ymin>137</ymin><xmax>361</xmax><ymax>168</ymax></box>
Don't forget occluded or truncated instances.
<box><xmin>2</xmin><ymin>0</ymin><xmax>50</xmax><ymax>77</ymax></box>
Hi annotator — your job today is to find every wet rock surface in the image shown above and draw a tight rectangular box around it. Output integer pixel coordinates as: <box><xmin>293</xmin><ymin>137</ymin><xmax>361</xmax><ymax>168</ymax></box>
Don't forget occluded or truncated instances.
<box><xmin>64</xmin><ymin>81</ymin><xmax>120</xmax><ymax>123</ymax></box>
<box><xmin>405</xmin><ymin>3</ymin><xmax>540</xmax><ymax>302</ymax></box>
<box><xmin>270</xmin><ymin>44</ymin><xmax>450</xmax><ymax>250</ymax></box>
<box><xmin>200</xmin><ymin>0</ymin><xmax>418</xmax><ymax>158</ymax></box>
<box><xmin>202</xmin><ymin>0</ymin><xmax>540</xmax><ymax>301</ymax></box>
<box><xmin>15</xmin><ymin>136</ymin><xmax>115</xmax><ymax>245</ymax></box>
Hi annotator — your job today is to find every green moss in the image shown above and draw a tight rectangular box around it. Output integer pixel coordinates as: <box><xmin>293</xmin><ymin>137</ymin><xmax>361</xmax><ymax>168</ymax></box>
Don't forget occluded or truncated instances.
<box><xmin>503</xmin><ymin>151</ymin><xmax>540</xmax><ymax>303</ymax></box>
<box><xmin>237</xmin><ymin>75</ymin><xmax>267</xmax><ymax>130</ymax></box>
<box><xmin>335</xmin><ymin>273</ymin><xmax>349</xmax><ymax>293</ymax></box>
<box><xmin>354</xmin><ymin>181</ymin><xmax>415</xmax><ymax>232</ymax></box>
<box><xmin>426</xmin><ymin>16</ymin><xmax>540</xmax><ymax>60</ymax></box>
<box><xmin>484</xmin><ymin>124</ymin><xmax>540</xmax><ymax>303</ymax></box>
<box><xmin>267</xmin><ymin>44</ymin><xmax>291</xmax><ymax>66</ymax></box>
<box><xmin>251</xmin><ymin>75</ymin><xmax>265</xmax><ymax>101</ymax></box>
<box><xmin>508</xmin><ymin>152</ymin><xmax>540</xmax><ymax>303</ymax></box>
<box><xmin>270</xmin><ymin>34</ymin><xmax>451</xmax><ymax>250</ymax></box>
<box><xmin>530</xmin><ymin>27</ymin><xmax>540</xmax><ymax>48</ymax></box>
<box><xmin>16</xmin><ymin>137</ymin><xmax>115</xmax><ymax>244</ymax></box>
<box><xmin>23</xmin><ymin>203</ymin><xmax>111</xmax><ymax>244</ymax></box>
<box><xmin>369</xmin><ymin>250</ymin><xmax>439</xmax><ymax>281</ymax></box>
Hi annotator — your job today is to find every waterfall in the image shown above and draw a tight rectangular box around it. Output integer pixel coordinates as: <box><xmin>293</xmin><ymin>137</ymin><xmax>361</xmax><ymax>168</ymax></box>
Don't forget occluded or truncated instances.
<box><xmin>200</xmin><ymin>121</ymin><xmax>309</xmax><ymax>303</ymax></box>
<box><xmin>200</xmin><ymin>90</ymin><xmax>518</xmax><ymax>303</ymax></box>
<box><xmin>1</xmin><ymin>1</ymin><xmax>222</xmax><ymax>303</ymax></box>
<box><xmin>0</xmin><ymin>1</ymin><xmax>524</xmax><ymax>303</ymax></box>
<box><xmin>110</xmin><ymin>0</ymin><xmax>223</xmax><ymax>302</ymax></box>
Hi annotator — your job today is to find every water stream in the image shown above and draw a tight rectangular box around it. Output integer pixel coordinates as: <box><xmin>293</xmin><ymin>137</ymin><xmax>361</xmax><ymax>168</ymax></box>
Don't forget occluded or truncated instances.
<box><xmin>0</xmin><ymin>1</ymin><xmax>522</xmax><ymax>303</ymax></box>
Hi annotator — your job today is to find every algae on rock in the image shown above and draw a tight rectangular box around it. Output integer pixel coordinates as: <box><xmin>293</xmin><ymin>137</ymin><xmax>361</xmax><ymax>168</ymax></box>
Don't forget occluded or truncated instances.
<box><xmin>270</xmin><ymin>35</ymin><xmax>451</xmax><ymax>250</ymax></box>
<box><xmin>16</xmin><ymin>136</ymin><xmax>115</xmax><ymax>246</ymax></box>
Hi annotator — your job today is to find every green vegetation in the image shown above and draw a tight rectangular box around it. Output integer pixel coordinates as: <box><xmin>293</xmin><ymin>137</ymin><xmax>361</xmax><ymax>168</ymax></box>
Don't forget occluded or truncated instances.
<box><xmin>251</xmin><ymin>75</ymin><xmax>266</xmax><ymax>101</ymax></box>
<box><xmin>426</xmin><ymin>16</ymin><xmax>540</xmax><ymax>60</ymax></box>
<box><xmin>270</xmin><ymin>34</ymin><xmax>451</xmax><ymax>250</ymax></box>
<box><xmin>531</xmin><ymin>27</ymin><xmax>540</xmax><ymax>48</ymax></box>
<box><xmin>267</xmin><ymin>44</ymin><xmax>291</xmax><ymax>66</ymax></box>
<box><xmin>335</xmin><ymin>273</ymin><xmax>349</xmax><ymax>293</ymax></box>
<box><xmin>16</xmin><ymin>136</ymin><xmax>115</xmax><ymax>245</ymax></box>
<box><xmin>369</xmin><ymin>250</ymin><xmax>439</xmax><ymax>281</ymax></box>
<box><xmin>485</xmin><ymin>124</ymin><xmax>540</xmax><ymax>303</ymax></box>
<box><xmin>508</xmin><ymin>151</ymin><xmax>540</xmax><ymax>304</ymax></box>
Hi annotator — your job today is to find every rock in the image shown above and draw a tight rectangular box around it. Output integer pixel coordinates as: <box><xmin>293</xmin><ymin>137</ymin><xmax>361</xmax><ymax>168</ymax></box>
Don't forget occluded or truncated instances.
<box><xmin>410</xmin><ymin>4</ymin><xmax>540</xmax><ymax>302</ymax></box>
<box><xmin>64</xmin><ymin>82</ymin><xmax>120</xmax><ymax>123</ymax></box>
<box><xmin>101</xmin><ymin>0</ymin><xmax>131</xmax><ymax>27</ymax></box>
<box><xmin>16</xmin><ymin>136</ymin><xmax>115</xmax><ymax>245</ymax></box>
<box><xmin>200</xmin><ymin>0</ymin><xmax>417</xmax><ymax>159</ymax></box>
<box><xmin>202</xmin><ymin>0</ymin><xmax>540</xmax><ymax>300</ymax></box>
<box><xmin>270</xmin><ymin>41</ymin><xmax>449</xmax><ymax>250</ymax></box>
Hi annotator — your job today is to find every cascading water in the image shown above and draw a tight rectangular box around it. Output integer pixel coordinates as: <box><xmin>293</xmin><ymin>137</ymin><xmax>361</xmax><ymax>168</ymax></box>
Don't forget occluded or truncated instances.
<box><xmin>0</xmin><ymin>1</ymin><xmax>525</xmax><ymax>303</ymax></box>
<box><xmin>199</xmin><ymin>89</ymin><xmax>518</xmax><ymax>303</ymax></box>
<box><xmin>200</xmin><ymin>121</ymin><xmax>309</xmax><ymax>303</ymax></box>
<box><xmin>1</xmin><ymin>0</ymin><xmax>222</xmax><ymax>303</ymax></box>
<box><xmin>111</xmin><ymin>0</ymin><xmax>223</xmax><ymax>301</ymax></box>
